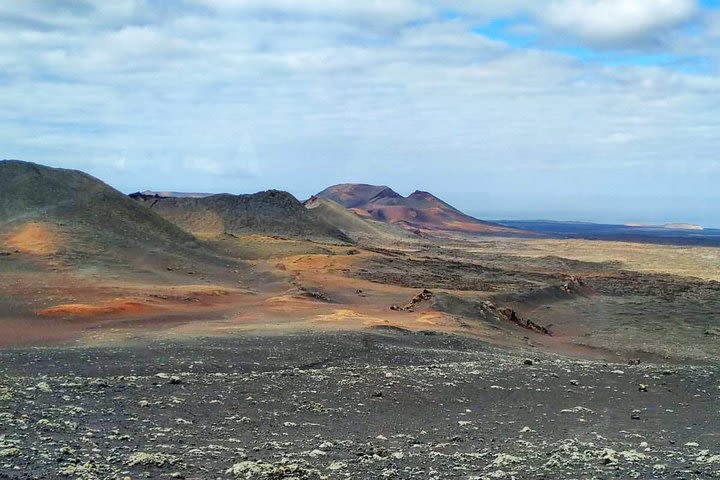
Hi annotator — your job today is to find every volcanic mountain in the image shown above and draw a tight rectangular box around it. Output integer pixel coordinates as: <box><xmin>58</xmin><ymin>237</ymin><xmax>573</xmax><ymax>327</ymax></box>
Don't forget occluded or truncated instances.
<box><xmin>303</xmin><ymin>196</ymin><xmax>414</xmax><ymax>243</ymax></box>
<box><xmin>316</xmin><ymin>183</ymin><xmax>524</xmax><ymax>236</ymax></box>
<box><xmin>130</xmin><ymin>190</ymin><xmax>350</xmax><ymax>243</ymax></box>
<box><xmin>0</xmin><ymin>160</ymin><xmax>229</xmax><ymax>274</ymax></box>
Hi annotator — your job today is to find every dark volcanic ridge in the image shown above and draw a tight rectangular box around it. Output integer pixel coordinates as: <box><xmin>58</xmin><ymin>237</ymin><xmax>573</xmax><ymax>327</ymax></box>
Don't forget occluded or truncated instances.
<box><xmin>130</xmin><ymin>190</ymin><xmax>351</xmax><ymax>243</ymax></box>
<box><xmin>140</xmin><ymin>190</ymin><xmax>213</xmax><ymax>198</ymax></box>
<box><xmin>316</xmin><ymin>183</ymin><xmax>526</xmax><ymax>236</ymax></box>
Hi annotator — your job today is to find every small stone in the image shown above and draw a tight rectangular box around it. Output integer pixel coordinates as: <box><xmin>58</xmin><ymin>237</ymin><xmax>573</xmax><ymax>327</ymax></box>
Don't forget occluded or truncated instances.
<box><xmin>523</xmin><ymin>359</ymin><xmax>533</xmax><ymax>366</ymax></box>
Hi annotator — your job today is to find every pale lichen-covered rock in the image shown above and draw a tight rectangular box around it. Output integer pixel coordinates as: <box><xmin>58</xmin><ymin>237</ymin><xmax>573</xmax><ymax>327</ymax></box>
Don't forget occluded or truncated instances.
<box><xmin>0</xmin><ymin>447</ymin><xmax>20</xmax><ymax>457</ymax></box>
<box><xmin>226</xmin><ymin>459</ymin><xmax>325</xmax><ymax>479</ymax></box>
<box><xmin>35</xmin><ymin>381</ymin><xmax>52</xmax><ymax>392</ymax></box>
<box><xmin>619</xmin><ymin>450</ymin><xmax>647</xmax><ymax>462</ymax></box>
<box><xmin>696</xmin><ymin>450</ymin><xmax>720</xmax><ymax>464</ymax></box>
<box><xmin>59</xmin><ymin>460</ymin><xmax>120</xmax><ymax>480</ymax></box>
<box><xmin>559</xmin><ymin>406</ymin><xmax>594</xmax><ymax>415</ymax></box>
<box><xmin>598</xmin><ymin>448</ymin><xmax>619</xmax><ymax>465</ymax></box>
<box><xmin>492</xmin><ymin>453</ymin><xmax>523</xmax><ymax>468</ymax></box>
<box><xmin>482</xmin><ymin>470</ymin><xmax>510</xmax><ymax>479</ymax></box>
<box><xmin>327</xmin><ymin>461</ymin><xmax>346</xmax><ymax>471</ymax></box>
<box><xmin>0</xmin><ymin>386</ymin><xmax>13</xmax><ymax>401</ymax></box>
<box><xmin>126</xmin><ymin>452</ymin><xmax>179</xmax><ymax>467</ymax></box>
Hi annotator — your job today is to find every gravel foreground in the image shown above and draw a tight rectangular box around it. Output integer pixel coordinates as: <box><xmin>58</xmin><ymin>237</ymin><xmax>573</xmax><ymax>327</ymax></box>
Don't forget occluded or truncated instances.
<box><xmin>0</xmin><ymin>331</ymin><xmax>718</xmax><ymax>479</ymax></box>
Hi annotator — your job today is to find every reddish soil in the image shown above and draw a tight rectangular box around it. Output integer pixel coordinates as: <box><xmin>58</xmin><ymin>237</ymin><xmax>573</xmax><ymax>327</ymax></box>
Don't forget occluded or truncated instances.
<box><xmin>5</xmin><ymin>222</ymin><xmax>65</xmax><ymax>255</ymax></box>
<box><xmin>37</xmin><ymin>299</ymin><xmax>161</xmax><ymax>317</ymax></box>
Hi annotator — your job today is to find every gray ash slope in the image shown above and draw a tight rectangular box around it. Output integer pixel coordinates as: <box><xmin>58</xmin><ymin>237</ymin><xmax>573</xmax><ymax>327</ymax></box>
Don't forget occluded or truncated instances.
<box><xmin>303</xmin><ymin>196</ymin><xmax>415</xmax><ymax>243</ymax></box>
<box><xmin>0</xmin><ymin>160</ymin><xmax>192</xmax><ymax>243</ymax></box>
<box><xmin>0</xmin><ymin>160</ymin><xmax>230</xmax><ymax>273</ymax></box>
<box><xmin>131</xmin><ymin>190</ymin><xmax>351</xmax><ymax>243</ymax></box>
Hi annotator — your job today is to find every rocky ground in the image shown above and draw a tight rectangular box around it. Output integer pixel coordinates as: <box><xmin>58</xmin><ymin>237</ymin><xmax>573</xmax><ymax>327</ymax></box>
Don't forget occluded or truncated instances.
<box><xmin>1</xmin><ymin>331</ymin><xmax>718</xmax><ymax>479</ymax></box>
<box><xmin>350</xmin><ymin>243</ymin><xmax>720</xmax><ymax>363</ymax></box>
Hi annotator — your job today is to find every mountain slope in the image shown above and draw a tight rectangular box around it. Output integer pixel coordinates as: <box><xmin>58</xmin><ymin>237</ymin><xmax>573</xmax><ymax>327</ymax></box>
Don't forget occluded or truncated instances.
<box><xmin>316</xmin><ymin>183</ymin><xmax>524</xmax><ymax>236</ymax></box>
<box><xmin>0</xmin><ymin>160</ymin><xmax>226</xmax><ymax>273</ymax></box>
<box><xmin>317</xmin><ymin>184</ymin><xmax>403</xmax><ymax>208</ymax></box>
<box><xmin>303</xmin><ymin>196</ymin><xmax>414</xmax><ymax>243</ymax></box>
<box><xmin>131</xmin><ymin>190</ymin><xmax>351</xmax><ymax>243</ymax></box>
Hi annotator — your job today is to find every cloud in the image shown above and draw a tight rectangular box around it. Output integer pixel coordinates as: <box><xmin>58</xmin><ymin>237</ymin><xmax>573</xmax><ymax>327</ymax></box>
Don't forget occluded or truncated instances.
<box><xmin>541</xmin><ymin>0</ymin><xmax>699</xmax><ymax>47</ymax></box>
<box><xmin>183</xmin><ymin>157</ymin><xmax>259</xmax><ymax>176</ymax></box>
<box><xmin>0</xmin><ymin>1</ymin><xmax>718</xmax><ymax>223</ymax></box>
<box><xmin>195</xmin><ymin>0</ymin><xmax>433</xmax><ymax>27</ymax></box>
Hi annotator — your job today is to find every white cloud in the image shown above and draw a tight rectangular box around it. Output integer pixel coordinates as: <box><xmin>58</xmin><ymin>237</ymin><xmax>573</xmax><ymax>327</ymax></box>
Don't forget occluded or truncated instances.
<box><xmin>0</xmin><ymin>1</ymin><xmax>718</xmax><ymax>223</ymax></box>
<box><xmin>542</xmin><ymin>0</ymin><xmax>698</xmax><ymax>47</ymax></box>
<box><xmin>196</xmin><ymin>0</ymin><xmax>433</xmax><ymax>27</ymax></box>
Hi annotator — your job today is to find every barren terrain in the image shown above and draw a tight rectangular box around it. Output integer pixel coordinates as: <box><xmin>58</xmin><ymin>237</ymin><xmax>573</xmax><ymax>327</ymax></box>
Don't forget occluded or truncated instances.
<box><xmin>2</xmin><ymin>161</ymin><xmax>720</xmax><ymax>478</ymax></box>
<box><xmin>1</xmin><ymin>333</ymin><xmax>718</xmax><ymax>480</ymax></box>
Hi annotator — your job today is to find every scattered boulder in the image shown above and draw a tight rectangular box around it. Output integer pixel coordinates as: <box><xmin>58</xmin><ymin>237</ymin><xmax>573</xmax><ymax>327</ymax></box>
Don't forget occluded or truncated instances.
<box><xmin>390</xmin><ymin>289</ymin><xmax>433</xmax><ymax>312</ymax></box>
<box><xmin>560</xmin><ymin>276</ymin><xmax>595</xmax><ymax>296</ymax></box>
<box><xmin>298</xmin><ymin>287</ymin><xmax>333</xmax><ymax>303</ymax></box>
<box><xmin>496</xmin><ymin>306</ymin><xmax>551</xmax><ymax>335</ymax></box>
<box><xmin>404</xmin><ymin>289</ymin><xmax>433</xmax><ymax>311</ymax></box>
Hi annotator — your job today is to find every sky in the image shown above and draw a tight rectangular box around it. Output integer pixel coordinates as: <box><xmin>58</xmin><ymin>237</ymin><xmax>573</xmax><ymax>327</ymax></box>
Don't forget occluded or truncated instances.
<box><xmin>1</xmin><ymin>1</ymin><xmax>719</xmax><ymax>226</ymax></box>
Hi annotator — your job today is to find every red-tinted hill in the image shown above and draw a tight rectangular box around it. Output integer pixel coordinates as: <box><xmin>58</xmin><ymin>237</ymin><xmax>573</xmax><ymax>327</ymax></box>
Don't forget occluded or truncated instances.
<box><xmin>316</xmin><ymin>184</ymin><xmax>525</xmax><ymax>236</ymax></box>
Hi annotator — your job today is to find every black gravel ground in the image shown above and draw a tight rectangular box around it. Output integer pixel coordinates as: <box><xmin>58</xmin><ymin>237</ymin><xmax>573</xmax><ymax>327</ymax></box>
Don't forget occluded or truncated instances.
<box><xmin>0</xmin><ymin>331</ymin><xmax>718</xmax><ymax>479</ymax></box>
